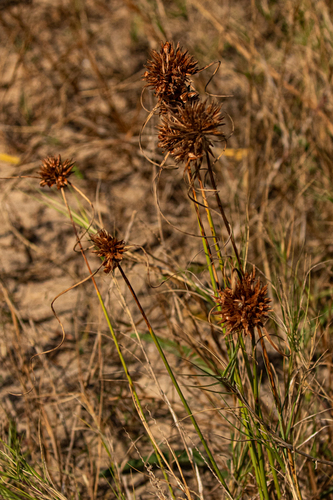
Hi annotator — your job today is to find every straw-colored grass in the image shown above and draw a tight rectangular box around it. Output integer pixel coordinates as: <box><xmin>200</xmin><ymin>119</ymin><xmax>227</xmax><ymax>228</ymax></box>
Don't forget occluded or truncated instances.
<box><xmin>0</xmin><ymin>1</ymin><xmax>333</xmax><ymax>499</ymax></box>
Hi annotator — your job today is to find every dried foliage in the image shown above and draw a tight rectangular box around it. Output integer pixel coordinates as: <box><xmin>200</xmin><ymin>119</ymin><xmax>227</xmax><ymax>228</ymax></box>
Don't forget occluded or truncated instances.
<box><xmin>39</xmin><ymin>155</ymin><xmax>75</xmax><ymax>190</ymax></box>
<box><xmin>91</xmin><ymin>229</ymin><xmax>126</xmax><ymax>273</ymax></box>
<box><xmin>0</xmin><ymin>0</ymin><xmax>31</xmax><ymax>10</ymax></box>
<box><xmin>1</xmin><ymin>1</ymin><xmax>333</xmax><ymax>498</ymax></box>
<box><xmin>213</xmin><ymin>268</ymin><xmax>271</xmax><ymax>337</ymax></box>
<box><xmin>158</xmin><ymin>100</ymin><xmax>225</xmax><ymax>163</ymax></box>
<box><xmin>143</xmin><ymin>41</ymin><xmax>199</xmax><ymax>111</ymax></box>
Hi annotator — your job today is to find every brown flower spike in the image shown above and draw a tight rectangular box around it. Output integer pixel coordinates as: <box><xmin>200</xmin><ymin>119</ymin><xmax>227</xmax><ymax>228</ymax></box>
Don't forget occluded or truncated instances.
<box><xmin>158</xmin><ymin>100</ymin><xmax>225</xmax><ymax>163</ymax></box>
<box><xmin>213</xmin><ymin>267</ymin><xmax>271</xmax><ymax>337</ymax></box>
<box><xmin>143</xmin><ymin>41</ymin><xmax>199</xmax><ymax>109</ymax></box>
<box><xmin>39</xmin><ymin>155</ymin><xmax>75</xmax><ymax>189</ymax></box>
<box><xmin>91</xmin><ymin>229</ymin><xmax>126</xmax><ymax>274</ymax></box>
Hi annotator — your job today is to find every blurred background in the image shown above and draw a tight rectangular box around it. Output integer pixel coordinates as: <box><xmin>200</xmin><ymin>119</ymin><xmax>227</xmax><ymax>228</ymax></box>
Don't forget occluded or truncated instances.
<box><xmin>0</xmin><ymin>0</ymin><xmax>333</xmax><ymax>498</ymax></box>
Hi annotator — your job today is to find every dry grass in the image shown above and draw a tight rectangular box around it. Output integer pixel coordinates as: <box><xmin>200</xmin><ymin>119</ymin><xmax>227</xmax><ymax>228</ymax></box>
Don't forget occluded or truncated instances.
<box><xmin>0</xmin><ymin>0</ymin><xmax>333</xmax><ymax>499</ymax></box>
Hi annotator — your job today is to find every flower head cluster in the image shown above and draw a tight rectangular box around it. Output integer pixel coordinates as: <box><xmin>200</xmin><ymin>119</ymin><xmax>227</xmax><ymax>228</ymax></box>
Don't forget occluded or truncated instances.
<box><xmin>143</xmin><ymin>41</ymin><xmax>199</xmax><ymax>111</ymax></box>
<box><xmin>213</xmin><ymin>268</ymin><xmax>271</xmax><ymax>337</ymax></box>
<box><xmin>90</xmin><ymin>229</ymin><xmax>126</xmax><ymax>273</ymax></box>
<box><xmin>39</xmin><ymin>155</ymin><xmax>75</xmax><ymax>189</ymax></box>
<box><xmin>158</xmin><ymin>100</ymin><xmax>225</xmax><ymax>163</ymax></box>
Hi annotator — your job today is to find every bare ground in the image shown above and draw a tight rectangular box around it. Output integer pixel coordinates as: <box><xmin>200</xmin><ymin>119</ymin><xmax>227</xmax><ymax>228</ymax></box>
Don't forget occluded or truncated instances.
<box><xmin>0</xmin><ymin>0</ymin><xmax>333</xmax><ymax>498</ymax></box>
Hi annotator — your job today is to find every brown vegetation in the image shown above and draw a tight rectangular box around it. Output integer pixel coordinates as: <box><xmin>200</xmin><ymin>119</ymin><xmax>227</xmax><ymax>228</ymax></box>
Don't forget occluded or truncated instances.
<box><xmin>0</xmin><ymin>1</ymin><xmax>333</xmax><ymax>499</ymax></box>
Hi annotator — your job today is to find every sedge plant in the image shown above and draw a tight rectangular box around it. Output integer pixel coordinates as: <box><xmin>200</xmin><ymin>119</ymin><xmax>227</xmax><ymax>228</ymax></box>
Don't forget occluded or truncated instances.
<box><xmin>2</xmin><ymin>40</ymin><xmax>333</xmax><ymax>500</ymax></box>
<box><xmin>33</xmin><ymin>153</ymin><xmax>232</xmax><ymax>498</ymax></box>
<box><xmin>141</xmin><ymin>41</ymin><xmax>333</xmax><ymax>499</ymax></box>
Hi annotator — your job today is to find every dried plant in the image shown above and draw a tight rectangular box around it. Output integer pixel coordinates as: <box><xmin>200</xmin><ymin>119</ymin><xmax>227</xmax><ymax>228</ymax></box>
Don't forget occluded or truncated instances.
<box><xmin>143</xmin><ymin>41</ymin><xmax>199</xmax><ymax>111</ymax></box>
<box><xmin>91</xmin><ymin>229</ymin><xmax>126</xmax><ymax>273</ymax></box>
<box><xmin>1</xmin><ymin>16</ymin><xmax>332</xmax><ymax>498</ymax></box>
<box><xmin>213</xmin><ymin>267</ymin><xmax>271</xmax><ymax>337</ymax></box>
<box><xmin>158</xmin><ymin>100</ymin><xmax>225</xmax><ymax>163</ymax></box>
<box><xmin>39</xmin><ymin>155</ymin><xmax>75</xmax><ymax>189</ymax></box>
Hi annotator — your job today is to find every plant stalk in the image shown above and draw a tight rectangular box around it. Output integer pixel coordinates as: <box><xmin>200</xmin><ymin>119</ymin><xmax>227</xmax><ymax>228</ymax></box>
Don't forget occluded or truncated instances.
<box><xmin>118</xmin><ymin>264</ymin><xmax>233</xmax><ymax>497</ymax></box>
<box><xmin>60</xmin><ymin>188</ymin><xmax>176</xmax><ymax>499</ymax></box>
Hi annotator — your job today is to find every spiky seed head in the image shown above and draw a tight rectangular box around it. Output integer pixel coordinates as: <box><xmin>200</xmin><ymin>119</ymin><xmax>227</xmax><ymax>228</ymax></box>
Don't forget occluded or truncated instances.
<box><xmin>158</xmin><ymin>100</ymin><xmax>225</xmax><ymax>163</ymax></box>
<box><xmin>39</xmin><ymin>155</ymin><xmax>75</xmax><ymax>189</ymax></box>
<box><xmin>143</xmin><ymin>41</ymin><xmax>199</xmax><ymax>109</ymax></box>
<box><xmin>212</xmin><ymin>267</ymin><xmax>271</xmax><ymax>337</ymax></box>
<box><xmin>90</xmin><ymin>229</ymin><xmax>126</xmax><ymax>274</ymax></box>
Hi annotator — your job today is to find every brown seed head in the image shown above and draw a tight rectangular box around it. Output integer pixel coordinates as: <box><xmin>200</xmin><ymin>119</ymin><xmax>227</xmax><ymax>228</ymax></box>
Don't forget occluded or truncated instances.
<box><xmin>143</xmin><ymin>41</ymin><xmax>199</xmax><ymax>109</ymax></box>
<box><xmin>91</xmin><ymin>229</ymin><xmax>126</xmax><ymax>274</ymax></box>
<box><xmin>213</xmin><ymin>267</ymin><xmax>271</xmax><ymax>337</ymax></box>
<box><xmin>39</xmin><ymin>155</ymin><xmax>75</xmax><ymax>189</ymax></box>
<box><xmin>158</xmin><ymin>100</ymin><xmax>225</xmax><ymax>163</ymax></box>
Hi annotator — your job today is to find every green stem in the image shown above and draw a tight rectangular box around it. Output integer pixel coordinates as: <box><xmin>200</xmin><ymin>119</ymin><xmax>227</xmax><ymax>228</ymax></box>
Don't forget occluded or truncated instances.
<box><xmin>61</xmin><ymin>188</ymin><xmax>176</xmax><ymax>499</ymax></box>
<box><xmin>196</xmin><ymin>170</ymin><xmax>225</xmax><ymax>285</ymax></box>
<box><xmin>118</xmin><ymin>265</ymin><xmax>233</xmax><ymax>498</ymax></box>
<box><xmin>205</xmin><ymin>153</ymin><xmax>243</xmax><ymax>274</ymax></box>
<box><xmin>96</xmin><ymin>291</ymin><xmax>176</xmax><ymax>499</ymax></box>
<box><xmin>186</xmin><ymin>159</ymin><xmax>266</xmax><ymax>496</ymax></box>
<box><xmin>186</xmin><ymin>163</ymin><xmax>220</xmax><ymax>293</ymax></box>
<box><xmin>233</xmin><ymin>334</ymin><xmax>269</xmax><ymax>499</ymax></box>
<box><xmin>251</xmin><ymin>335</ymin><xmax>270</xmax><ymax>500</ymax></box>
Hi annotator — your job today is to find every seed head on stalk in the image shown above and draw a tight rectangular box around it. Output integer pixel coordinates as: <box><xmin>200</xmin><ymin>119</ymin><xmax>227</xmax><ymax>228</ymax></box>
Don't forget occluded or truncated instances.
<box><xmin>39</xmin><ymin>155</ymin><xmax>75</xmax><ymax>189</ymax></box>
<box><xmin>90</xmin><ymin>229</ymin><xmax>126</xmax><ymax>274</ymax></box>
<box><xmin>212</xmin><ymin>267</ymin><xmax>271</xmax><ymax>337</ymax></box>
<box><xmin>143</xmin><ymin>41</ymin><xmax>199</xmax><ymax>111</ymax></box>
<box><xmin>158</xmin><ymin>100</ymin><xmax>225</xmax><ymax>164</ymax></box>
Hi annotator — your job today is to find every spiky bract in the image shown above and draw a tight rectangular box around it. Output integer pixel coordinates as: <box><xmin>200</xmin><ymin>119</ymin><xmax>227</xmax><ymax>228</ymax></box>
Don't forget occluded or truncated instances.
<box><xmin>39</xmin><ymin>155</ymin><xmax>75</xmax><ymax>189</ymax></box>
<box><xmin>91</xmin><ymin>229</ymin><xmax>126</xmax><ymax>274</ymax></box>
<box><xmin>158</xmin><ymin>100</ymin><xmax>225</xmax><ymax>163</ymax></box>
<box><xmin>213</xmin><ymin>268</ymin><xmax>271</xmax><ymax>337</ymax></box>
<box><xmin>143</xmin><ymin>41</ymin><xmax>199</xmax><ymax>110</ymax></box>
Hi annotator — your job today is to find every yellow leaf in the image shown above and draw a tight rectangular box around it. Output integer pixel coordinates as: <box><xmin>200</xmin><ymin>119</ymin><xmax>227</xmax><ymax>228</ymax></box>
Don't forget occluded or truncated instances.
<box><xmin>223</xmin><ymin>148</ymin><xmax>249</xmax><ymax>161</ymax></box>
<box><xmin>0</xmin><ymin>153</ymin><xmax>20</xmax><ymax>165</ymax></box>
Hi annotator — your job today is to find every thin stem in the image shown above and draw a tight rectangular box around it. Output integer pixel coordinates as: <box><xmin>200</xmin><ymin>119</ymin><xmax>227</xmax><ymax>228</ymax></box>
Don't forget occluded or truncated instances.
<box><xmin>60</xmin><ymin>188</ymin><xmax>99</xmax><ymax>293</ymax></box>
<box><xmin>118</xmin><ymin>264</ymin><xmax>233</xmax><ymax>497</ymax></box>
<box><xmin>196</xmin><ymin>168</ymin><xmax>226</xmax><ymax>286</ymax></box>
<box><xmin>251</xmin><ymin>334</ymin><xmax>270</xmax><ymax>500</ymax></box>
<box><xmin>258</xmin><ymin>327</ymin><xmax>300</xmax><ymax>499</ymax></box>
<box><xmin>205</xmin><ymin>153</ymin><xmax>243</xmax><ymax>273</ymax></box>
<box><xmin>186</xmin><ymin>162</ymin><xmax>220</xmax><ymax>293</ymax></box>
<box><xmin>235</xmin><ymin>335</ymin><xmax>268</xmax><ymax>500</ymax></box>
<box><xmin>60</xmin><ymin>188</ymin><xmax>175</xmax><ymax>498</ymax></box>
<box><xmin>239</xmin><ymin>332</ymin><xmax>281</xmax><ymax>497</ymax></box>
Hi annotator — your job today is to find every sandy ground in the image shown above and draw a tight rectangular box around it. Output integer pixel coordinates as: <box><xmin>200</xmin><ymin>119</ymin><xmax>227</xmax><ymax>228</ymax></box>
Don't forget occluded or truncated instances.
<box><xmin>0</xmin><ymin>0</ymin><xmax>333</xmax><ymax>498</ymax></box>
